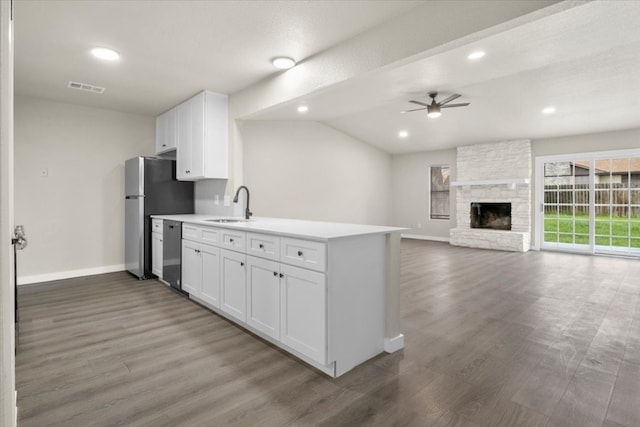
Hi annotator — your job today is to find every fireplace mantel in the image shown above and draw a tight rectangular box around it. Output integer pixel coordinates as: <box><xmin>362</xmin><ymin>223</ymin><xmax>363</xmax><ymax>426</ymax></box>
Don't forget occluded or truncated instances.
<box><xmin>451</xmin><ymin>178</ymin><xmax>530</xmax><ymax>187</ymax></box>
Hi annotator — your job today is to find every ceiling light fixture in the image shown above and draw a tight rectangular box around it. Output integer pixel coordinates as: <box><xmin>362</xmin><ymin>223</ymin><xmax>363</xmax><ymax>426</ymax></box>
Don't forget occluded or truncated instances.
<box><xmin>427</xmin><ymin>105</ymin><xmax>441</xmax><ymax>119</ymax></box>
<box><xmin>297</xmin><ymin>105</ymin><xmax>308</xmax><ymax>113</ymax></box>
<box><xmin>272</xmin><ymin>57</ymin><xmax>296</xmax><ymax>69</ymax></box>
<box><xmin>91</xmin><ymin>47</ymin><xmax>120</xmax><ymax>61</ymax></box>
<box><xmin>467</xmin><ymin>50</ymin><xmax>485</xmax><ymax>60</ymax></box>
<box><xmin>542</xmin><ymin>106</ymin><xmax>556</xmax><ymax>115</ymax></box>
<box><xmin>398</xmin><ymin>130</ymin><xmax>409</xmax><ymax>138</ymax></box>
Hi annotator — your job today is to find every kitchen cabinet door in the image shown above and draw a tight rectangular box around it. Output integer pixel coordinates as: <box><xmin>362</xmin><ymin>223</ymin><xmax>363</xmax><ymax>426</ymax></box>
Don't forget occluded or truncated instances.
<box><xmin>151</xmin><ymin>232</ymin><xmax>163</xmax><ymax>279</ymax></box>
<box><xmin>246</xmin><ymin>256</ymin><xmax>280</xmax><ymax>340</ymax></box>
<box><xmin>176</xmin><ymin>100</ymin><xmax>192</xmax><ymax>180</ymax></box>
<box><xmin>200</xmin><ymin>244</ymin><xmax>221</xmax><ymax>308</ymax></box>
<box><xmin>181</xmin><ymin>240</ymin><xmax>201</xmax><ymax>296</ymax></box>
<box><xmin>280</xmin><ymin>264</ymin><xmax>326</xmax><ymax>364</ymax></box>
<box><xmin>155</xmin><ymin>108</ymin><xmax>177</xmax><ymax>154</ymax></box>
<box><xmin>175</xmin><ymin>91</ymin><xmax>228</xmax><ymax>181</ymax></box>
<box><xmin>220</xmin><ymin>249</ymin><xmax>246</xmax><ymax>323</ymax></box>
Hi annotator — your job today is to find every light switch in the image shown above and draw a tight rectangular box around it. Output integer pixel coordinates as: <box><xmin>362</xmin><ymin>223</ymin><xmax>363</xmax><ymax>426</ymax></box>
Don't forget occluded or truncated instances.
<box><xmin>39</xmin><ymin>168</ymin><xmax>48</xmax><ymax>178</ymax></box>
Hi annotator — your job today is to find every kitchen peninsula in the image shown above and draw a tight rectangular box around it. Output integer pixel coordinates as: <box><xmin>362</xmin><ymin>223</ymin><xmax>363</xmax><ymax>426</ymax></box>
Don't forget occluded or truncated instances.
<box><xmin>151</xmin><ymin>214</ymin><xmax>405</xmax><ymax>377</ymax></box>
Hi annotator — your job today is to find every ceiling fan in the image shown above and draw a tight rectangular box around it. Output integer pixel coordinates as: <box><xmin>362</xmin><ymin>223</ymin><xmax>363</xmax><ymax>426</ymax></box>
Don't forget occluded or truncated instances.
<box><xmin>402</xmin><ymin>92</ymin><xmax>470</xmax><ymax>118</ymax></box>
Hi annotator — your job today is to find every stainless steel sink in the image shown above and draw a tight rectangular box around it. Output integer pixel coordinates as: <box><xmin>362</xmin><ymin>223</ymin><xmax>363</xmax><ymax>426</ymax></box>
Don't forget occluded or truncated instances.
<box><xmin>205</xmin><ymin>219</ymin><xmax>248</xmax><ymax>223</ymax></box>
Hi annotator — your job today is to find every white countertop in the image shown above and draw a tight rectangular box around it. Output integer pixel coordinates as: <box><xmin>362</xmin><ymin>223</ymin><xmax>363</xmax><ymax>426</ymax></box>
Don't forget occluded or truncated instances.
<box><xmin>151</xmin><ymin>214</ymin><xmax>405</xmax><ymax>241</ymax></box>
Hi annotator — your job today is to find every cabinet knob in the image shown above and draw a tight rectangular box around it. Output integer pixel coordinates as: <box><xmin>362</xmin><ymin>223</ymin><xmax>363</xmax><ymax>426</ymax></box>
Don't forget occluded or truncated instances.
<box><xmin>273</xmin><ymin>271</ymin><xmax>277</xmax><ymax>276</ymax></box>
<box><xmin>160</xmin><ymin>239</ymin><xmax>162</xmax><ymax>242</ymax></box>
<box><xmin>162</xmin><ymin>144</ymin><xmax>166</xmax><ymax>147</ymax></box>
<box><xmin>240</xmin><ymin>262</ymin><xmax>244</xmax><ymax>267</ymax></box>
<box><xmin>230</xmin><ymin>238</ymin><xmax>234</xmax><ymax>243</ymax></box>
<box><xmin>279</xmin><ymin>273</ymin><xmax>284</xmax><ymax>278</ymax></box>
<box><xmin>297</xmin><ymin>251</ymin><xmax>303</xmax><ymax>257</ymax></box>
<box><xmin>259</xmin><ymin>244</ymin><xmax>264</xmax><ymax>249</ymax></box>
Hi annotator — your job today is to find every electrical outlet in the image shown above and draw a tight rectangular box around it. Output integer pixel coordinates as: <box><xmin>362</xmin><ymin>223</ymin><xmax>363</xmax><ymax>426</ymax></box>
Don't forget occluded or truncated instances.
<box><xmin>214</xmin><ymin>195</ymin><xmax>220</xmax><ymax>205</ymax></box>
<box><xmin>39</xmin><ymin>168</ymin><xmax>48</xmax><ymax>178</ymax></box>
<box><xmin>224</xmin><ymin>195</ymin><xmax>231</xmax><ymax>206</ymax></box>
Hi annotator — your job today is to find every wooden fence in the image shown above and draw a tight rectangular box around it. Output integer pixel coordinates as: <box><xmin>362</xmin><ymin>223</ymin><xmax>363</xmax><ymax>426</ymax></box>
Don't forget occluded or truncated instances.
<box><xmin>544</xmin><ymin>184</ymin><xmax>640</xmax><ymax>216</ymax></box>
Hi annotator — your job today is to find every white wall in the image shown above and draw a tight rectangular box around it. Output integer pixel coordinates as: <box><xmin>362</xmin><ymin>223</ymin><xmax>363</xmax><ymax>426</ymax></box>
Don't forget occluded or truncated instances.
<box><xmin>241</xmin><ymin>121</ymin><xmax>392</xmax><ymax>226</ymax></box>
<box><xmin>391</xmin><ymin>148</ymin><xmax>456</xmax><ymax>240</ymax></box>
<box><xmin>14</xmin><ymin>96</ymin><xmax>155</xmax><ymax>284</ymax></box>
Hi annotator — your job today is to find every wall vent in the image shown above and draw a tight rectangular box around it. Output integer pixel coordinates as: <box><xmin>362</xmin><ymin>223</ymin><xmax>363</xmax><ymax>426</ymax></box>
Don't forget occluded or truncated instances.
<box><xmin>67</xmin><ymin>81</ymin><xmax>105</xmax><ymax>94</ymax></box>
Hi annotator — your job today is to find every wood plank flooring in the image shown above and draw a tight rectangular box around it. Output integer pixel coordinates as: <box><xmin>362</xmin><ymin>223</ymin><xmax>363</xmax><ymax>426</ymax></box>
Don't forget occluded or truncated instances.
<box><xmin>16</xmin><ymin>240</ymin><xmax>640</xmax><ymax>426</ymax></box>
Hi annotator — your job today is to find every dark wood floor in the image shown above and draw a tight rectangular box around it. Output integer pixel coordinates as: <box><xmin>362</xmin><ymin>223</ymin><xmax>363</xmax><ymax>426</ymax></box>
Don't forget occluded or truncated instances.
<box><xmin>16</xmin><ymin>240</ymin><xmax>640</xmax><ymax>427</ymax></box>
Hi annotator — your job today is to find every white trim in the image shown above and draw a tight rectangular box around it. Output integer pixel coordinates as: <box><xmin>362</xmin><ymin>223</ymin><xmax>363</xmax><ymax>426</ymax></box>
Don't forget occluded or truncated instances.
<box><xmin>401</xmin><ymin>233</ymin><xmax>450</xmax><ymax>242</ymax></box>
<box><xmin>384</xmin><ymin>334</ymin><xmax>405</xmax><ymax>353</ymax></box>
<box><xmin>451</xmin><ymin>178</ymin><xmax>530</xmax><ymax>187</ymax></box>
<box><xmin>17</xmin><ymin>264</ymin><xmax>126</xmax><ymax>285</ymax></box>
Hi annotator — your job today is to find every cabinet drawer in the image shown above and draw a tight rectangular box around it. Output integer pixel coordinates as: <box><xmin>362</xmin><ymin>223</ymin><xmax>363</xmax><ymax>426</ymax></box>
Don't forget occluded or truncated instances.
<box><xmin>182</xmin><ymin>224</ymin><xmax>200</xmax><ymax>242</ymax></box>
<box><xmin>221</xmin><ymin>229</ymin><xmax>246</xmax><ymax>252</ymax></box>
<box><xmin>152</xmin><ymin>219</ymin><xmax>163</xmax><ymax>234</ymax></box>
<box><xmin>246</xmin><ymin>233</ymin><xmax>280</xmax><ymax>261</ymax></box>
<box><xmin>280</xmin><ymin>238</ymin><xmax>326</xmax><ymax>272</ymax></box>
<box><xmin>201</xmin><ymin>227</ymin><xmax>220</xmax><ymax>246</ymax></box>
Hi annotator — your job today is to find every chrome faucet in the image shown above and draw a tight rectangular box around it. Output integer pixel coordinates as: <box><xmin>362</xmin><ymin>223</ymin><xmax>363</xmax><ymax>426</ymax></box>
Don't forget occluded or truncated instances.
<box><xmin>233</xmin><ymin>185</ymin><xmax>252</xmax><ymax>220</ymax></box>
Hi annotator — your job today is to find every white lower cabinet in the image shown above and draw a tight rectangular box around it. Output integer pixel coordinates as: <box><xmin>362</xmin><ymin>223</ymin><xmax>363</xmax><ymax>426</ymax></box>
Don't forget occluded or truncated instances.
<box><xmin>152</xmin><ymin>232</ymin><xmax>163</xmax><ymax>279</ymax></box>
<box><xmin>246</xmin><ymin>256</ymin><xmax>281</xmax><ymax>340</ymax></box>
<box><xmin>280</xmin><ymin>264</ymin><xmax>326</xmax><ymax>364</ymax></box>
<box><xmin>199</xmin><ymin>245</ymin><xmax>221</xmax><ymax>308</ymax></box>
<box><xmin>181</xmin><ymin>239</ymin><xmax>202</xmax><ymax>295</ymax></box>
<box><xmin>220</xmin><ymin>249</ymin><xmax>246</xmax><ymax>322</ymax></box>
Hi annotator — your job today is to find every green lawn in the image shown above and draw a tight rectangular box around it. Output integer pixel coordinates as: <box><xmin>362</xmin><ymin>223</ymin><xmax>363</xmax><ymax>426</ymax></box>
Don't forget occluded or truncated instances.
<box><xmin>544</xmin><ymin>213</ymin><xmax>640</xmax><ymax>247</ymax></box>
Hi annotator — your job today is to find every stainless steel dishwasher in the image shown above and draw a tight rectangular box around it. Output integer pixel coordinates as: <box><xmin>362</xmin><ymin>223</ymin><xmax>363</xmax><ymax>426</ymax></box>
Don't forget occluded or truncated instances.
<box><xmin>163</xmin><ymin>220</ymin><xmax>186</xmax><ymax>294</ymax></box>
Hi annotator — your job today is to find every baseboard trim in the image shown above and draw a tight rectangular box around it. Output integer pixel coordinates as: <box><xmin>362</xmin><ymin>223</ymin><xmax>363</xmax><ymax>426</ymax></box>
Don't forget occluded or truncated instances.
<box><xmin>401</xmin><ymin>234</ymin><xmax>450</xmax><ymax>243</ymax></box>
<box><xmin>17</xmin><ymin>264</ymin><xmax>126</xmax><ymax>285</ymax></box>
<box><xmin>384</xmin><ymin>334</ymin><xmax>405</xmax><ymax>353</ymax></box>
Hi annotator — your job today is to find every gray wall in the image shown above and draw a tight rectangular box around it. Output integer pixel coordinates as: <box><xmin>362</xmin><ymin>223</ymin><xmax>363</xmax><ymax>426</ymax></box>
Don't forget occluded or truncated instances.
<box><xmin>14</xmin><ymin>95</ymin><xmax>155</xmax><ymax>283</ymax></box>
<box><xmin>391</xmin><ymin>148</ymin><xmax>456</xmax><ymax>240</ymax></box>
<box><xmin>390</xmin><ymin>127</ymin><xmax>640</xmax><ymax>244</ymax></box>
<box><xmin>241</xmin><ymin>120</ymin><xmax>392</xmax><ymax>226</ymax></box>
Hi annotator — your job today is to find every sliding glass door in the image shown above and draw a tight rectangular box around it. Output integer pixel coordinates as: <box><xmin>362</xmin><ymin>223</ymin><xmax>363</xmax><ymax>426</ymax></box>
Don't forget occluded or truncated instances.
<box><xmin>537</xmin><ymin>150</ymin><xmax>640</xmax><ymax>257</ymax></box>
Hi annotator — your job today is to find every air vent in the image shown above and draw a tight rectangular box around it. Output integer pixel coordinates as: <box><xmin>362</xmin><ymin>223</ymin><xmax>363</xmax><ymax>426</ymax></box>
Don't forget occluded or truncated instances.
<box><xmin>67</xmin><ymin>81</ymin><xmax>105</xmax><ymax>94</ymax></box>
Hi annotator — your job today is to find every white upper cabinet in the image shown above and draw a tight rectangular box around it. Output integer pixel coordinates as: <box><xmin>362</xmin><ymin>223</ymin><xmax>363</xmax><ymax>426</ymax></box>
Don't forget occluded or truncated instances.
<box><xmin>176</xmin><ymin>91</ymin><xmax>228</xmax><ymax>181</ymax></box>
<box><xmin>155</xmin><ymin>108</ymin><xmax>177</xmax><ymax>154</ymax></box>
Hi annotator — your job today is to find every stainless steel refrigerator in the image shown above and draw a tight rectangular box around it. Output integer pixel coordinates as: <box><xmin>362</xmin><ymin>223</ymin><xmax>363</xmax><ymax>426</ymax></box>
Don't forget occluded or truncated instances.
<box><xmin>125</xmin><ymin>157</ymin><xmax>194</xmax><ymax>279</ymax></box>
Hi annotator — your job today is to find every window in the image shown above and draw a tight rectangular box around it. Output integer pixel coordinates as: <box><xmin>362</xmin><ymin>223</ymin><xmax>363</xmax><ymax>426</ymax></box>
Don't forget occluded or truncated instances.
<box><xmin>430</xmin><ymin>165</ymin><xmax>450</xmax><ymax>219</ymax></box>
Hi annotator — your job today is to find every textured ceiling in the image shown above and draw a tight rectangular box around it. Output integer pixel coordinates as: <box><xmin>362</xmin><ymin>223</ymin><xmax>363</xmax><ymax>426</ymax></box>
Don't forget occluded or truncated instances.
<box><xmin>14</xmin><ymin>0</ymin><xmax>421</xmax><ymax>115</ymax></box>
<box><xmin>251</xmin><ymin>1</ymin><xmax>640</xmax><ymax>153</ymax></box>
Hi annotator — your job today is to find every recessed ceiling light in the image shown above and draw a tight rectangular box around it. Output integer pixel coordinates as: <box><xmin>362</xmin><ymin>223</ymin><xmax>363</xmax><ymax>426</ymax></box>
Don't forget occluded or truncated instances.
<box><xmin>398</xmin><ymin>130</ymin><xmax>409</xmax><ymax>138</ymax></box>
<box><xmin>467</xmin><ymin>50</ymin><xmax>485</xmax><ymax>60</ymax></box>
<box><xmin>91</xmin><ymin>47</ymin><xmax>120</xmax><ymax>61</ymax></box>
<box><xmin>297</xmin><ymin>105</ymin><xmax>309</xmax><ymax>113</ymax></box>
<box><xmin>272</xmin><ymin>57</ymin><xmax>296</xmax><ymax>69</ymax></box>
<box><xmin>542</xmin><ymin>106</ymin><xmax>556</xmax><ymax>115</ymax></box>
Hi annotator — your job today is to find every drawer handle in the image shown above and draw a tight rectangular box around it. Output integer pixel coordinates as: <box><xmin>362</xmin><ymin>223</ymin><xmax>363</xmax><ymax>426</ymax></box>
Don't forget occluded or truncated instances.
<box><xmin>259</xmin><ymin>243</ymin><xmax>264</xmax><ymax>249</ymax></box>
<box><xmin>297</xmin><ymin>251</ymin><xmax>303</xmax><ymax>257</ymax></box>
<box><xmin>273</xmin><ymin>271</ymin><xmax>277</xmax><ymax>276</ymax></box>
<box><xmin>169</xmin><ymin>225</ymin><xmax>174</xmax><ymax>229</ymax></box>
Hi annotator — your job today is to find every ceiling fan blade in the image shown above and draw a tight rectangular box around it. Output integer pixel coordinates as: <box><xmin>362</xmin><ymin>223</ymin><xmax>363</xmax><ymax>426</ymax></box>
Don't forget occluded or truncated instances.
<box><xmin>440</xmin><ymin>102</ymin><xmax>470</xmax><ymax>108</ymax></box>
<box><xmin>438</xmin><ymin>94</ymin><xmax>461</xmax><ymax>105</ymax></box>
<box><xmin>401</xmin><ymin>107</ymin><xmax>428</xmax><ymax>113</ymax></box>
<box><xmin>409</xmin><ymin>100</ymin><xmax>430</xmax><ymax>107</ymax></box>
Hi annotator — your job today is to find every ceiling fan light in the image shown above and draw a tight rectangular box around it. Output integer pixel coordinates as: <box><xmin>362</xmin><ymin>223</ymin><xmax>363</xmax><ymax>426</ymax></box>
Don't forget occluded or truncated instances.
<box><xmin>427</xmin><ymin>111</ymin><xmax>442</xmax><ymax>119</ymax></box>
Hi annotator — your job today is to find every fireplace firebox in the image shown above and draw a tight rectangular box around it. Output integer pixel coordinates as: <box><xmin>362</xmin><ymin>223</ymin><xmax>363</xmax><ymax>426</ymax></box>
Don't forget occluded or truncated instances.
<box><xmin>470</xmin><ymin>203</ymin><xmax>512</xmax><ymax>230</ymax></box>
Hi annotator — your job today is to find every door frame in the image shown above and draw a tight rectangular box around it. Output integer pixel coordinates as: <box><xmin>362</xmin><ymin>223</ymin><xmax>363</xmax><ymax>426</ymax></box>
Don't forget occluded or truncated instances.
<box><xmin>0</xmin><ymin>0</ymin><xmax>15</xmax><ymax>425</ymax></box>
<box><xmin>535</xmin><ymin>148</ymin><xmax>640</xmax><ymax>254</ymax></box>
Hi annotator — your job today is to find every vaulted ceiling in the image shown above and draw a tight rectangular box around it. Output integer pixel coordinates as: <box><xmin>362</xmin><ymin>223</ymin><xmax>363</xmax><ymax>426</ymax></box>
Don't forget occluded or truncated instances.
<box><xmin>14</xmin><ymin>1</ymin><xmax>640</xmax><ymax>154</ymax></box>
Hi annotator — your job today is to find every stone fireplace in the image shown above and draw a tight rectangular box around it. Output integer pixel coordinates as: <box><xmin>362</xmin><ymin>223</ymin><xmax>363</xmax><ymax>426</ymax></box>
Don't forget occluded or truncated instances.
<box><xmin>449</xmin><ymin>140</ymin><xmax>531</xmax><ymax>252</ymax></box>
